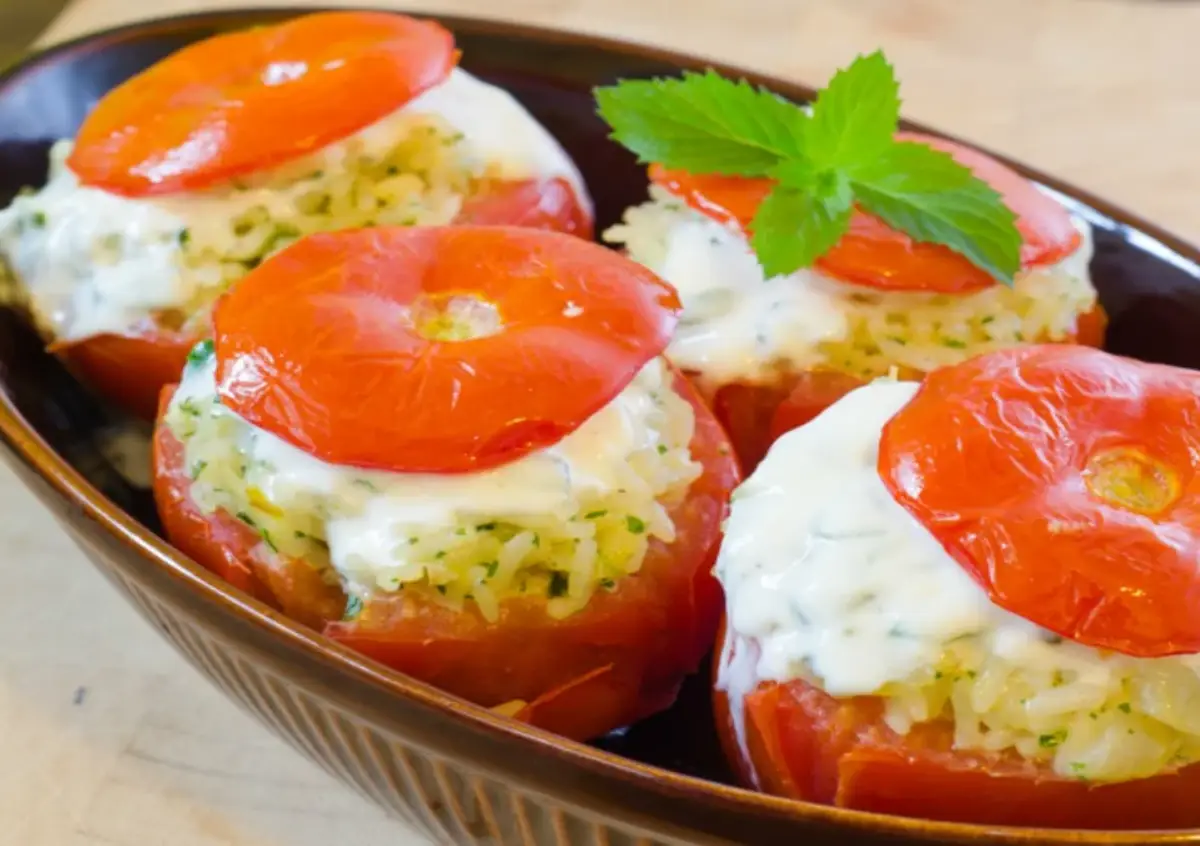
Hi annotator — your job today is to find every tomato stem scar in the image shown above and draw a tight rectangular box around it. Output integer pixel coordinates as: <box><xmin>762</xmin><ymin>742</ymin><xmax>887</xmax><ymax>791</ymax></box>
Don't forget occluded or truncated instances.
<box><xmin>1082</xmin><ymin>447</ymin><xmax>1181</xmax><ymax>516</ymax></box>
<box><xmin>410</xmin><ymin>293</ymin><xmax>503</xmax><ymax>341</ymax></box>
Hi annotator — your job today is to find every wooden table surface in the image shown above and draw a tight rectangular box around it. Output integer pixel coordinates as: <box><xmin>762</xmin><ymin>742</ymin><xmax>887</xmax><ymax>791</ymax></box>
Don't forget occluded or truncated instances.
<box><xmin>7</xmin><ymin>1</ymin><xmax>1200</xmax><ymax>844</ymax></box>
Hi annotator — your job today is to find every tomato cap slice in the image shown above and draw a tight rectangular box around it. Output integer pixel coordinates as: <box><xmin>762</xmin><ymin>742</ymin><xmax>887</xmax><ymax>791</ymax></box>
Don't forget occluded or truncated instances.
<box><xmin>697</xmin><ymin>304</ymin><xmax>1105</xmax><ymax>475</ymax></box>
<box><xmin>68</xmin><ymin>12</ymin><xmax>456</xmax><ymax>196</ymax></box>
<box><xmin>214</xmin><ymin>226</ymin><xmax>681</xmax><ymax>474</ymax></box>
<box><xmin>46</xmin><ymin>177</ymin><xmax>592</xmax><ymax>421</ymax></box>
<box><xmin>650</xmin><ymin>131</ymin><xmax>1081</xmax><ymax>293</ymax></box>
<box><xmin>878</xmin><ymin>344</ymin><xmax>1200</xmax><ymax>657</ymax></box>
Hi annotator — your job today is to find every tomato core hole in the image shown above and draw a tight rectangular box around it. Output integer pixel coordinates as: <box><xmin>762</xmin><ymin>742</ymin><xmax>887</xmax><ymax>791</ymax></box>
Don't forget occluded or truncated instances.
<box><xmin>410</xmin><ymin>293</ymin><xmax>502</xmax><ymax>342</ymax></box>
<box><xmin>1082</xmin><ymin>447</ymin><xmax>1181</xmax><ymax>516</ymax></box>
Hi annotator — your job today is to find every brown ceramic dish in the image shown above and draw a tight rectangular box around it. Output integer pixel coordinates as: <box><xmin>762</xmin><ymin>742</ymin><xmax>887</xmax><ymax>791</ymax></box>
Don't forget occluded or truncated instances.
<box><xmin>3</xmin><ymin>9</ymin><xmax>1200</xmax><ymax>845</ymax></box>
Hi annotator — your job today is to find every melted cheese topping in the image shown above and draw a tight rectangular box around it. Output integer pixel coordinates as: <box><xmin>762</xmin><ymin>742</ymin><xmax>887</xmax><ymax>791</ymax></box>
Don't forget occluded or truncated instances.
<box><xmin>716</xmin><ymin>381</ymin><xmax>1200</xmax><ymax>782</ymax></box>
<box><xmin>0</xmin><ymin>69</ymin><xmax>588</xmax><ymax>342</ymax></box>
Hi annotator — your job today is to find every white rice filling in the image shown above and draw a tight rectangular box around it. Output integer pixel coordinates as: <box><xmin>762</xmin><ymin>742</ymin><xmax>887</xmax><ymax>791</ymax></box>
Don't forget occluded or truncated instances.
<box><xmin>605</xmin><ymin>186</ymin><xmax>1098</xmax><ymax>390</ymax></box>
<box><xmin>717</xmin><ymin>379</ymin><xmax>1200</xmax><ymax>784</ymax></box>
<box><xmin>165</xmin><ymin>351</ymin><xmax>701</xmax><ymax>622</ymax></box>
<box><xmin>0</xmin><ymin>69</ymin><xmax>589</xmax><ymax>342</ymax></box>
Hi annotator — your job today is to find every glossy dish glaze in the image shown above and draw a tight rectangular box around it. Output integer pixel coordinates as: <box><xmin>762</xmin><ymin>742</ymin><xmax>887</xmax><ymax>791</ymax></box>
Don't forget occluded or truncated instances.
<box><xmin>2</xmin><ymin>9</ymin><xmax>1200</xmax><ymax>845</ymax></box>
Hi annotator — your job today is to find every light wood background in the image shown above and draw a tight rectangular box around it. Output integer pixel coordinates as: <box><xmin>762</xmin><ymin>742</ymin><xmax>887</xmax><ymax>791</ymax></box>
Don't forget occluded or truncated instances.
<box><xmin>8</xmin><ymin>1</ymin><xmax>1200</xmax><ymax>844</ymax></box>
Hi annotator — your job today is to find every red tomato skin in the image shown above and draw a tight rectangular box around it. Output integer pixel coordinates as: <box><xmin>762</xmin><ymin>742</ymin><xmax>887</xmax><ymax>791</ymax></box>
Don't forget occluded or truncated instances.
<box><xmin>325</xmin><ymin>368</ymin><xmax>738</xmax><ymax>738</ymax></box>
<box><xmin>213</xmin><ymin>226</ymin><xmax>680</xmax><ymax>475</ymax></box>
<box><xmin>69</xmin><ymin>12</ymin><xmax>457</xmax><ymax>196</ymax></box>
<box><xmin>152</xmin><ymin>369</ymin><xmax>740</xmax><ymax>741</ymax></box>
<box><xmin>1074</xmin><ymin>302</ymin><xmax>1108</xmax><ymax>350</ymax></box>
<box><xmin>714</xmin><ymin>623</ymin><xmax>1200</xmax><ymax>830</ymax></box>
<box><xmin>879</xmin><ymin>343</ymin><xmax>1200</xmax><ymax>657</ymax></box>
<box><xmin>153</xmin><ymin>388</ymin><xmax>346</xmax><ymax>629</ymax></box>
<box><xmin>509</xmin><ymin>664</ymin><xmax>633</xmax><ymax>741</ymax></box>
<box><xmin>708</xmin><ymin>379</ymin><xmax>795</xmax><ymax>476</ymax></box>
<box><xmin>767</xmin><ymin>370</ymin><xmax>877</xmax><ymax>446</ymax></box>
<box><xmin>651</xmin><ymin>132</ymin><xmax>1082</xmax><ymax>294</ymax></box>
<box><xmin>455</xmin><ymin>177</ymin><xmax>593</xmax><ymax>240</ymax></box>
<box><xmin>648</xmin><ymin>165</ymin><xmax>767</xmax><ymax>233</ymax></box>
<box><xmin>896</xmin><ymin>132</ymin><xmax>1081</xmax><ymax>271</ymax></box>
<box><xmin>52</xmin><ymin>327</ymin><xmax>198</xmax><ymax>421</ymax></box>
<box><xmin>704</xmin><ymin>305</ymin><xmax>1107</xmax><ymax>473</ymax></box>
<box><xmin>46</xmin><ymin>180</ymin><xmax>591</xmax><ymax>420</ymax></box>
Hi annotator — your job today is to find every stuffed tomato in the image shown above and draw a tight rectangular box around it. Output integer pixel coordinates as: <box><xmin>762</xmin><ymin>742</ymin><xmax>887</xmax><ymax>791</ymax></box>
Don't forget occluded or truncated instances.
<box><xmin>712</xmin><ymin>344</ymin><xmax>1200</xmax><ymax>829</ymax></box>
<box><xmin>605</xmin><ymin>134</ymin><xmax>1104</xmax><ymax>470</ymax></box>
<box><xmin>152</xmin><ymin>225</ymin><xmax>739</xmax><ymax>741</ymax></box>
<box><xmin>0</xmin><ymin>12</ymin><xmax>591</xmax><ymax>420</ymax></box>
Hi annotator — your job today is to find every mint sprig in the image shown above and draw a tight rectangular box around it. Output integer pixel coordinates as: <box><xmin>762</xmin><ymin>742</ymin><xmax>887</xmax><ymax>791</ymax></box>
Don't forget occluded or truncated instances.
<box><xmin>805</xmin><ymin>50</ymin><xmax>898</xmax><ymax>170</ymax></box>
<box><xmin>750</xmin><ymin>183</ymin><xmax>852</xmax><ymax>277</ymax></box>
<box><xmin>850</xmin><ymin>141</ymin><xmax>1020</xmax><ymax>284</ymax></box>
<box><xmin>594</xmin><ymin>51</ymin><xmax>1022</xmax><ymax>284</ymax></box>
<box><xmin>595</xmin><ymin>69</ymin><xmax>806</xmax><ymax>177</ymax></box>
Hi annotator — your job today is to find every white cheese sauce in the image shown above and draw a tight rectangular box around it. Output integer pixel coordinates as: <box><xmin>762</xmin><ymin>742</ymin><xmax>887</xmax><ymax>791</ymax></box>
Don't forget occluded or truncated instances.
<box><xmin>0</xmin><ymin>68</ymin><xmax>589</xmax><ymax>342</ymax></box>
<box><xmin>711</xmin><ymin>378</ymin><xmax>1033</xmax><ymax>773</ymax></box>
<box><xmin>606</xmin><ymin>188</ymin><xmax>1096</xmax><ymax>389</ymax></box>
<box><xmin>715</xmin><ymin>378</ymin><xmax>1200</xmax><ymax>781</ymax></box>
<box><xmin>173</xmin><ymin>355</ymin><xmax>690</xmax><ymax>595</ymax></box>
<box><xmin>0</xmin><ymin>140</ymin><xmax>190</xmax><ymax>339</ymax></box>
<box><xmin>646</xmin><ymin>211</ymin><xmax>850</xmax><ymax>385</ymax></box>
<box><xmin>715</xmin><ymin>380</ymin><xmax>1003</xmax><ymax>698</ymax></box>
<box><xmin>715</xmin><ymin>379</ymin><xmax>1145</xmax><ymax>698</ymax></box>
<box><xmin>402</xmin><ymin>69</ymin><xmax>588</xmax><ymax>210</ymax></box>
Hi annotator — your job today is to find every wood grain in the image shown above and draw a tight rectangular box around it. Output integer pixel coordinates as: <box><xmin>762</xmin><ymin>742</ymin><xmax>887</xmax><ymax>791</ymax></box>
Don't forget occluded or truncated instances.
<box><xmin>7</xmin><ymin>1</ymin><xmax>1198</xmax><ymax>843</ymax></box>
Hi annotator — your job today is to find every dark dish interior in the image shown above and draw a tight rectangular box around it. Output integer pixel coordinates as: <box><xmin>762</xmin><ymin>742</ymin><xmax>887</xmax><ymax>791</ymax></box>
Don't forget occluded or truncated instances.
<box><xmin>2</xmin><ymin>7</ymin><xmax>1200</xmax><ymax>798</ymax></box>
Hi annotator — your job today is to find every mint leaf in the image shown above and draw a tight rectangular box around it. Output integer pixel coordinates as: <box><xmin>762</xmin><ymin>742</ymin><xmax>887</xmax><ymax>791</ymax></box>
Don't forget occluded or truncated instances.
<box><xmin>851</xmin><ymin>140</ymin><xmax>1021</xmax><ymax>284</ymax></box>
<box><xmin>595</xmin><ymin>52</ymin><xmax>1024</xmax><ymax>285</ymax></box>
<box><xmin>806</xmin><ymin>50</ymin><xmax>900</xmax><ymax>169</ymax></box>
<box><xmin>751</xmin><ymin>185</ymin><xmax>853</xmax><ymax>278</ymax></box>
<box><xmin>594</xmin><ymin>70</ymin><xmax>807</xmax><ymax>176</ymax></box>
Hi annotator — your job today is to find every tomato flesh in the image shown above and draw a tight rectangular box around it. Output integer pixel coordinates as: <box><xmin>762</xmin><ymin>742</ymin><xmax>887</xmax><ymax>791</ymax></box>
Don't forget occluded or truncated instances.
<box><xmin>69</xmin><ymin>12</ymin><xmax>456</xmax><ymax>196</ymax></box>
<box><xmin>879</xmin><ymin>344</ymin><xmax>1200</xmax><ymax>657</ymax></box>
<box><xmin>720</xmin><ymin>666</ymin><xmax>1200</xmax><ymax>829</ymax></box>
<box><xmin>214</xmin><ymin>226</ymin><xmax>680</xmax><ymax>474</ymax></box>
<box><xmin>650</xmin><ymin>131</ymin><xmax>1081</xmax><ymax>293</ymax></box>
<box><xmin>154</xmin><ymin>369</ymin><xmax>739</xmax><ymax>740</ymax></box>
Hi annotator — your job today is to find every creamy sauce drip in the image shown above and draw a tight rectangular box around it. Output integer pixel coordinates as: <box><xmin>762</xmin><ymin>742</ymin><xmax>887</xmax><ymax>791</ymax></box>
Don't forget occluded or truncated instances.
<box><xmin>715</xmin><ymin>380</ymin><xmax>1000</xmax><ymax>696</ymax></box>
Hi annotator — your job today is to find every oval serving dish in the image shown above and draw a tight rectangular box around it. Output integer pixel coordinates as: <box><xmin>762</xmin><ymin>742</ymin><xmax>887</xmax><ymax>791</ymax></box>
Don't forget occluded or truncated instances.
<box><xmin>3</xmin><ymin>9</ymin><xmax>1200</xmax><ymax>845</ymax></box>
